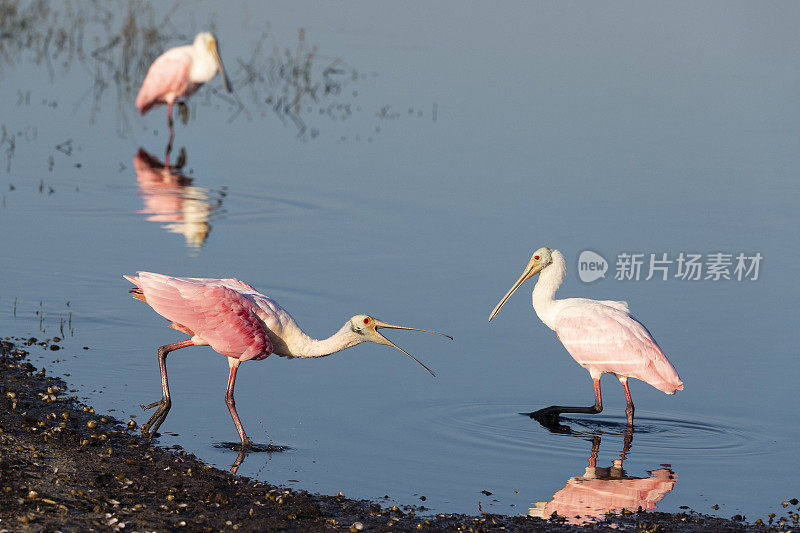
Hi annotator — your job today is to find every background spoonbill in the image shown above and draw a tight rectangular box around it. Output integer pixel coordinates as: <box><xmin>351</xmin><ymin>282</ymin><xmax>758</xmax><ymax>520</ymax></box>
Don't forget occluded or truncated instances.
<box><xmin>125</xmin><ymin>272</ymin><xmax>451</xmax><ymax>450</ymax></box>
<box><xmin>135</xmin><ymin>32</ymin><xmax>232</xmax><ymax>135</ymax></box>
<box><xmin>488</xmin><ymin>247</ymin><xmax>683</xmax><ymax>426</ymax></box>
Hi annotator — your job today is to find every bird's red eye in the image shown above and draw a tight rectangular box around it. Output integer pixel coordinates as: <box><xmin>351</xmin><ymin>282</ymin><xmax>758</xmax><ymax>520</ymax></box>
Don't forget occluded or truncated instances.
<box><xmin>363</xmin><ymin>317</ymin><xmax>370</xmax><ymax>324</ymax></box>
<box><xmin>534</xmin><ymin>255</ymin><xmax>540</xmax><ymax>260</ymax></box>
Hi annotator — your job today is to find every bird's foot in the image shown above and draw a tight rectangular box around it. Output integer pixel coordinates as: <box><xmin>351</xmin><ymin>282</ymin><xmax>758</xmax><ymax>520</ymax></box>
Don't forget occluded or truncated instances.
<box><xmin>140</xmin><ymin>398</ymin><xmax>171</xmax><ymax>440</ymax></box>
<box><xmin>141</xmin><ymin>401</ymin><xmax>161</xmax><ymax>411</ymax></box>
<box><xmin>528</xmin><ymin>407</ymin><xmax>575</xmax><ymax>434</ymax></box>
<box><xmin>530</xmin><ymin>406</ymin><xmax>563</xmax><ymax>423</ymax></box>
<box><xmin>177</xmin><ymin>102</ymin><xmax>189</xmax><ymax>125</ymax></box>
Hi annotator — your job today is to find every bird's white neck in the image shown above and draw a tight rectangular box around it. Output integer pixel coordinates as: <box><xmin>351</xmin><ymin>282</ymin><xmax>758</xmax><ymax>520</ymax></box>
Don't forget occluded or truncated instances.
<box><xmin>532</xmin><ymin>250</ymin><xmax>567</xmax><ymax>330</ymax></box>
<box><xmin>189</xmin><ymin>44</ymin><xmax>219</xmax><ymax>84</ymax></box>
<box><xmin>286</xmin><ymin>322</ymin><xmax>362</xmax><ymax>358</ymax></box>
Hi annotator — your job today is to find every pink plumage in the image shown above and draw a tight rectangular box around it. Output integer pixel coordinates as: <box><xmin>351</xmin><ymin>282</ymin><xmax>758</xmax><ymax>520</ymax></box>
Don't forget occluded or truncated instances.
<box><xmin>489</xmin><ymin>247</ymin><xmax>683</xmax><ymax>425</ymax></box>
<box><xmin>135</xmin><ymin>50</ymin><xmax>195</xmax><ymax>115</ymax></box>
<box><xmin>555</xmin><ymin>305</ymin><xmax>683</xmax><ymax>394</ymax></box>
<box><xmin>134</xmin><ymin>32</ymin><xmax>230</xmax><ymax>134</ymax></box>
<box><xmin>125</xmin><ymin>272</ymin><xmax>272</xmax><ymax>361</ymax></box>
<box><xmin>125</xmin><ymin>270</ymin><xmax>448</xmax><ymax>455</ymax></box>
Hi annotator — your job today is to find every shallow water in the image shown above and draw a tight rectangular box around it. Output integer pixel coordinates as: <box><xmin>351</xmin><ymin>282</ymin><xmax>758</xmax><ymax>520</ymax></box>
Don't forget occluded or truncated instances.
<box><xmin>1</xmin><ymin>0</ymin><xmax>799</xmax><ymax>522</ymax></box>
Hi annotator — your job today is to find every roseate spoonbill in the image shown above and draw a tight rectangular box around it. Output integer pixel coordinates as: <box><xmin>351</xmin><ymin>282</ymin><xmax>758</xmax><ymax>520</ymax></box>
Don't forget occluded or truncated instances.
<box><xmin>529</xmin><ymin>433</ymin><xmax>677</xmax><ymax>524</ymax></box>
<box><xmin>135</xmin><ymin>32</ymin><xmax>232</xmax><ymax>134</ymax></box>
<box><xmin>124</xmin><ymin>272</ymin><xmax>451</xmax><ymax>449</ymax></box>
<box><xmin>488</xmin><ymin>247</ymin><xmax>683</xmax><ymax>426</ymax></box>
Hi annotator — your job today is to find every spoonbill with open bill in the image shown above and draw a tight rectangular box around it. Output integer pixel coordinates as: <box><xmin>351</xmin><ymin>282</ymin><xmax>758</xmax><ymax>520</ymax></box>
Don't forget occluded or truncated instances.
<box><xmin>125</xmin><ymin>272</ymin><xmax>451</xmax><ymax>450</ymax></box>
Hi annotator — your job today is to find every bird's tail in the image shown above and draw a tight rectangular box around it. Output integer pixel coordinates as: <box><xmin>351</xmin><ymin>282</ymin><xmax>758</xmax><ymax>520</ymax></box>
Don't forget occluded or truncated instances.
<box><xmin>137</xmin><ymin>102</ymin><xmax>154</xmax><ymax>115</ymax></box>
<box><xmin>636</xmin><ymin>338</ymin><xmax>684</xmax><ymax>394</ymax></box>
<box><xmin>124</xmin><ymin>274</ymin><xmax>147</xmax><ymax>303</ymax></box>
<box><xmin>650</xmin><ymin>351</ymin><xmax>684</xmax><ymax>395</ymax></box>
<box><xmin>129</xmin><ymin>288</ymin><xmax>147</xmax><ymax>303</ymax></box>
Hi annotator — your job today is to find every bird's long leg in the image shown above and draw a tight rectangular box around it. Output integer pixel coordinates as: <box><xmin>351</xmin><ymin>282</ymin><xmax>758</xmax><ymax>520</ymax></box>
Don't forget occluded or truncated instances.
<box><xmin>531</xmin><ymin>377</ymin><xmax>603</xmax><ymax>424</ymax></box>
<box><xmin>165</xmin><ymin>100</ymin><xmax>176</xmax><ymax>164</ymax></box>
<box><xmin>225</xmin><ymin>357</ymin><xmax>252</xmax><ymax>451</ymax></box>
<box><xmin>140</xmin><ymin>339</ymin><xmax>193</xmax><ymax>440</ymax></box>
<box><xmin>619</xmin><ymin>376</ymin><xmax>635</xmax><ymax>426</ymax></box>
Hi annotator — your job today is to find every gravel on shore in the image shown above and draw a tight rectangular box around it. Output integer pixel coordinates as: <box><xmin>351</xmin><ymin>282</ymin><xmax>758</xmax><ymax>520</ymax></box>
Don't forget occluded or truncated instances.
<box><xmin>1</xmin><ymin>337</ymin><xmax>787</xmax><ymax>532</ymax></box>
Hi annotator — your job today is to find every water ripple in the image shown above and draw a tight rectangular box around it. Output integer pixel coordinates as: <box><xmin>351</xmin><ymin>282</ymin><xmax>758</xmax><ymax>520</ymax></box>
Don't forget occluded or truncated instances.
<box><xmin>417</xmin><ymin>400</ymin><xmax>781</xmax><ymax>463</ymax></box>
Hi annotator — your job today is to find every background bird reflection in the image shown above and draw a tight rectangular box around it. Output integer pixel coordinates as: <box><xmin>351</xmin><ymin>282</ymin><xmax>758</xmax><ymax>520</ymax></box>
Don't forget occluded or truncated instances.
<box><xmin>133</xmin><ymin>148</ymin><xmax>224</xmax><ymax>251</ymax></box>
<box><xmin>529</xmin><ymin>431</ymin><xmax>677</xmax><ymax>524</ymax></box>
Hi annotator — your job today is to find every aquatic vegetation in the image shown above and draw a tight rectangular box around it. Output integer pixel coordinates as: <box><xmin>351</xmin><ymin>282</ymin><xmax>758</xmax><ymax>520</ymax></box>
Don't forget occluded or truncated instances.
<box><xmin>0</xmin><ymin>1</ymin><xmax>371</xmax><ymax>139</ymax></box>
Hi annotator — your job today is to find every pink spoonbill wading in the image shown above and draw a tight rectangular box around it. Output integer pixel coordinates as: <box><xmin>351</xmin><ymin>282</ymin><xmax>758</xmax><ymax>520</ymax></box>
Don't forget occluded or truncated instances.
<box><xmin>135</xmin><ymin>32</ymin><xmax>232</xmax><ymax>139</ymax></box>
<box><xmin>125</xmin><ymin>272</ymin><xmax>451</xmax><ymax>450</ymax></box>
<box><xmin>488</xmin><ymin>247</ymin><xmax>683</xmax><ymax>426</ymax></box>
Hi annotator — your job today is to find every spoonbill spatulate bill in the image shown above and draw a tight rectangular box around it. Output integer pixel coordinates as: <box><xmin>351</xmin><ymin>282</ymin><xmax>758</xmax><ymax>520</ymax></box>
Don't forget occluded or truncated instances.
<box><xmin>135</xmin><ymin>32</ymin><xmax>232</xmax><ymax>129</ymax></box>
<box><xmin>125</xmin><ymin>272</ymin><xmax>451</xmax><ymax>450</ymax></box>
<box><xmin>488</xmin><ymin>247</ymin><xmax>683</xmax><ymax>426</ymax></box>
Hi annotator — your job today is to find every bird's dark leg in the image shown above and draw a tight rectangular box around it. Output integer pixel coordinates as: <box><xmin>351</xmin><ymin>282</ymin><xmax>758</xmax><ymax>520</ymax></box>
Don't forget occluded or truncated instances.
<box><xmin>620</xmin><ymin>377</ymin><xmax>635</xmax><ymax>426</ymax></box>
<box><xmin>225</xmin><ymin>358</ymin><xmax>252</xmax><ymax>451</ymax></box>
<box><xmin>531</xmin><ymin>377</ymin><xmax>603</xmax><ymax>424</ymax></box>
<box><xmin>140</xmin><ymin>339</ymin><xmax>193</xmax><ymax>440</ymax></box>
<box><xmin>165</xmin><ymin>101</ymin><xmax>175</xmax><ymax>162</ymax></box>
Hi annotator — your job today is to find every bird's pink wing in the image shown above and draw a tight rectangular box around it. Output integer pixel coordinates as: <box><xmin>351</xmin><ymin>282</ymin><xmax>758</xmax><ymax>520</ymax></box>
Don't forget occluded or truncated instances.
<box><xmin>555</xmin><ymin>305</ymin><xmax>683</xmax><ymax>394</ymax></box>
<box><xmin>128</xmin><ymin>273</ymin><xmax>272</xmax><ymax>361</ymax></box>
<box><xmin>219</xmin><ymin>278</ymin><xmax>258</xmax><ymax>292</ymax></box>
<box><xmin>135</xmin><ymin>50</ymin><xmax>192</xmax><ymax>114</ymax></box>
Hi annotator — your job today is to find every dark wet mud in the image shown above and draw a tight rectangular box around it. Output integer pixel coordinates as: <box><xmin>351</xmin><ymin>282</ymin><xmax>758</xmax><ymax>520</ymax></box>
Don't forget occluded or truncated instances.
<box><xmin>0</xmin><ymin>339</ymin><xmax>793</xmax><ymax>532</ymax></box>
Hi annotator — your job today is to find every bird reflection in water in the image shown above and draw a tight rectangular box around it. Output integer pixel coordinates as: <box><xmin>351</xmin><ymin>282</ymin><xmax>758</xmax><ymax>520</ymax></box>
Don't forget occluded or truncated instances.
<box><xmin>133</xmin><ymin>148</ymin><xmax>223</xmax><ymax>251</ymax></box>
<box><xmin>529</xmin><ymin>429</ymin><xmax>677</xmax><ymax>524</ymax></box>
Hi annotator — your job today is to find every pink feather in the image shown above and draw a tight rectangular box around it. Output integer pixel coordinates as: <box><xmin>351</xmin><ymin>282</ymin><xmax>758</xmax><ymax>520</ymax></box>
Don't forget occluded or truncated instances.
<box><xmin>555</xmin><ymin>304</ymin><xmax>683</xmax><ymax>394</ymax></box>
<box><xmin>125</xmin><ymin>272</ymin><xmax>273</xmax><ymax>361</ymax></box>
<box><xmin>135</xmin><ymin>50</ymin><xmax>194</xmax><ymax>114</ymax></box>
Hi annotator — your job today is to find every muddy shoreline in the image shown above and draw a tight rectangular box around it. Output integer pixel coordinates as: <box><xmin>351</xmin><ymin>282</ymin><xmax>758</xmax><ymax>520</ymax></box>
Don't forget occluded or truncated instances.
<box><xmin>0</xmin><ymin>338</ymin><xmax>786</xmax><ymax>532</ymax></box>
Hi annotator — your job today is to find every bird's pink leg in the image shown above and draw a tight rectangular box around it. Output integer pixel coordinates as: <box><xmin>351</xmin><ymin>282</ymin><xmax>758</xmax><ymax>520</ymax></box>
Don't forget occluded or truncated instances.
<box><xmin>225</xmin><ymin>358</ymin><xmax>252</xmax><ymax>452</ymax></box>
<box><xmin>620</xmin><ymin>377</ymin><xmax>635</xmax><ymax>426</ymax></box>
<box><xmin>531</xmin><ymin>377</ymin><xmax>603</xmax><ymax>425</ymax></box>
<box><xmin>140</xmin><ymin>339</ymin><xmax>194</xmax><ymax>440</ymax></box>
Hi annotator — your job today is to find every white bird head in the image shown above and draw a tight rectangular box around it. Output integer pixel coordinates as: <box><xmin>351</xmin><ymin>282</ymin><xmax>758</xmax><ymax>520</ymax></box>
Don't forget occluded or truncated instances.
<box><xmin>488</xmin><ymin>246</ymin><xmax>553</xmax><ymax>322</ymax></box>
<box><xmin>348</xmin><ymin>314</ymin><xmax>452</xmax><ymax>377</ymax></box>
<box><xmin>194</xmin><ymin>32</ymin><xmax>232</xmax><ymax>92</ymax></box>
